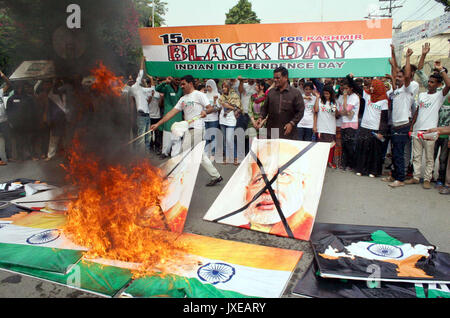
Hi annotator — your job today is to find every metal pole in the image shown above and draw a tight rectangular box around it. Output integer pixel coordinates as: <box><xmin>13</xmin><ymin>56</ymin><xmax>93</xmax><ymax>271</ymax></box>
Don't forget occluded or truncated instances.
<box><xmin>321</xmin><ymin>0</ymin><xmax>323</xmax><ymax>22</ymax></box>
<box><xmin>152</xmin><ymin>0</ymin><xmax>155</xmax><ymax>27</ymax></box>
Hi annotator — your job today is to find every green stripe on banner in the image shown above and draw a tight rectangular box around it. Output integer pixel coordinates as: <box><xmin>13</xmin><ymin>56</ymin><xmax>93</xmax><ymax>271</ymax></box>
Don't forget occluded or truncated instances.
<box><xmin>0</xmin><ymin>261</ymin><xmax>133</xmax><ymax>297</ymax></box>
<box><xmin>145</xmin><ymin>58</ymin><xmax>390</xmax><ymax>78</ymax></box>
<box><xmin>0</xmin><ymin>243</ymin><xmax>83</xmax><ymax>274</ymax></box>
<box><xmin>123</xmin><ymin>274</ymin><xmax>258</xmax><ymax>298</ymax></box>
<box><xmin>369</xmin><ymin>230</ymin><xmax>404</xmax><ymax>246</ymax></box>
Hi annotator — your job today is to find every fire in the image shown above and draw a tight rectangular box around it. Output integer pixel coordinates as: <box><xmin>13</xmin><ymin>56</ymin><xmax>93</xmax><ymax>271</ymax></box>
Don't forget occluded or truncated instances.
<box><xmin>90</xmin><ymin>61</ymin><xmax>125</xmax><ymax>96</ymax></box>
<box><xmin>62</xmin><ymin>139</ymin><xmax>188</xmax><ymax>277</ymax></box>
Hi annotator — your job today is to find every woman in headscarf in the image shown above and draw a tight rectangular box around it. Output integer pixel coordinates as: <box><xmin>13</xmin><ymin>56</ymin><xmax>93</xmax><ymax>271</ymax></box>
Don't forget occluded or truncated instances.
<box><xmin>355</xmin><ymin>79</ymin><xmax>389</xmax><ymax>177</ymax></box>
<box><xmin>204</xmin><ymin>79</ymin><xmax>221</xmax><ymax>161</ymax></box>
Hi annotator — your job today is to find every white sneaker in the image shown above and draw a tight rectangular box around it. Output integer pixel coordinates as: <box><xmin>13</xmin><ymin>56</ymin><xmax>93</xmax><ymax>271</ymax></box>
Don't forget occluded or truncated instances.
<box><xmin>356</xmin><ymin>172</ymin><xmax>362</xmax><ymax>176</ymax></box>
<box><xmin>369</xmin><ymin>174</ymin><xmax>375</xmax><ymax>178</ymax></box>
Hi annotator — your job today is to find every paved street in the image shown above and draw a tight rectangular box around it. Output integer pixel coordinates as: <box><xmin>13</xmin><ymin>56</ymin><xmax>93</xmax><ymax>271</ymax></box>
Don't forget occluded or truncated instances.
<box><xmin>0</xmin><ymin>152</ymin><xmax>449</xmax><ymax>298</ymax></box>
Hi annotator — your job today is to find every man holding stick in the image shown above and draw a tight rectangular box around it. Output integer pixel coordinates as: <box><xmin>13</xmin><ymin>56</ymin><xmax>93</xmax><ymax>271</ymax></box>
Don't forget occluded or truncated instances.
<box><xmin>150</xmin><ymin>75</ymin><xmax>223</xmax><ymax>187</ymax></box>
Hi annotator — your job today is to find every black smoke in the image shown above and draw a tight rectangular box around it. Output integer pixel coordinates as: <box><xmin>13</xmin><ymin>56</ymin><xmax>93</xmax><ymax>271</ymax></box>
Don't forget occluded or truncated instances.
<box><xmin>1</xmin><ymin>0</ymin><xmax>141</xmax><ymax>77</ymax></box>
<box><xmin>1</xmin><ymin>0</ymin><xmax>151</xmax><ymax>175</ymax></box>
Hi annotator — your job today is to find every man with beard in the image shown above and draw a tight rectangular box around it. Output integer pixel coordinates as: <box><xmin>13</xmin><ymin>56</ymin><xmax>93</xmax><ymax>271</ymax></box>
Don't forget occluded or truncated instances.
<box><xmin>256</xmin><ymin>66</ymin><xmax>304</xmax><ymax>139</ymax></box>
<box><xmin>241</xmin><ymin>140</ymin><xmax>313</xmax><ymax>239</ymax></box>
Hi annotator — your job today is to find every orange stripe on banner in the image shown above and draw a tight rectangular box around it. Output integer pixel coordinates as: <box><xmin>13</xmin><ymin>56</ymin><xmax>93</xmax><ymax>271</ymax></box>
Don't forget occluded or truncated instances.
<box><xmin>139</xmin><ymin>20</ymin><xmax>392</xmax><ymax>45</ymax></box>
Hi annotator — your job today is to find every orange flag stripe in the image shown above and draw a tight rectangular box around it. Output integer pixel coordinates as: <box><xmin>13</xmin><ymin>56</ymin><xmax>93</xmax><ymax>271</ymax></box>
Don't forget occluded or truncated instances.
<box><xmin>178</xmin><ymin>233</ymin><xmax>302</xmax><ymax>271</ymax></box>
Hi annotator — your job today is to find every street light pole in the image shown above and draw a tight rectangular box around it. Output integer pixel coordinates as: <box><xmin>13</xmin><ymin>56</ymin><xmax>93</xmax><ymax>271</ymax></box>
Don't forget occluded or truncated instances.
<box><xmin>152</xmin><ymin>0</ymin><xmax>155</xmax><ymax>27</ymax></box>
<box><xmin>321</xmin><ymin>0</ymin><xmax>323</xmax><ymax>22</ymax></box>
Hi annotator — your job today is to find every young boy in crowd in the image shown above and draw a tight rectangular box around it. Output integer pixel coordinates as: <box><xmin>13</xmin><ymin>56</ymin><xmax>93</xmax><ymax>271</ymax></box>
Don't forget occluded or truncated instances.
<box><xmin>405</xmin><ymin>61</ymin><xmax>450</xmax><ymax>189</ymax></box>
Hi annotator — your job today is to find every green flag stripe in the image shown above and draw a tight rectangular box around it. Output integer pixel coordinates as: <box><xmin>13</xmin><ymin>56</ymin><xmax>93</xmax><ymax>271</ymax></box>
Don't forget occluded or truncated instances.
<box><xmin>0</xmin><ymin>261</ymin><xmax>133</xmax><ymax>297</ymax></box>
<box><xmin>369</xmin><ymin>230</ymin><xmax>404</xmax><ymax>246</ymax></box>
<box><xmin>124</xmin><ymin>274</ymin><xmax>259</xmax><ymax>298</ymax></box>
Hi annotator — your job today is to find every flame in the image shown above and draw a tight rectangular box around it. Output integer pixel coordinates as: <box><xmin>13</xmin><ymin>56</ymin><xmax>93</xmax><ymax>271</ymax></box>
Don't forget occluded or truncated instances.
<box><xmin>90</xmin><ymin>61</ymin><xmax>125</xmax><ymax>96</ymax></box>
<box><xmin>62</xmin><ymin>138</ymin><xmax>188</xmax><ymax>278</ymax></box>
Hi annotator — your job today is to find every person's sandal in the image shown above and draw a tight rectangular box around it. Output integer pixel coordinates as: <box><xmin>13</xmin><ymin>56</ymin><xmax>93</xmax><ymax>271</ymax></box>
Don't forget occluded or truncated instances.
<box><xmin>206</xmin><ymin>176</ymin><xmax>223</xmax><ymax>187</ymax></box>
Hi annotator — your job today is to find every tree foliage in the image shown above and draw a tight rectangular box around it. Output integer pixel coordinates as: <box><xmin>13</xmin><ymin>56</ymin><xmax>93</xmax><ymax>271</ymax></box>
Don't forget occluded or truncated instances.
<box><xmin>0</xmin><ymin>0</ymin><xmax>168</xmax><ymax>79</ymax></box>
<box><xmin>225</xmin><ymin>0</ymin><xmax>260</xmax><ymax>25</ymax></box>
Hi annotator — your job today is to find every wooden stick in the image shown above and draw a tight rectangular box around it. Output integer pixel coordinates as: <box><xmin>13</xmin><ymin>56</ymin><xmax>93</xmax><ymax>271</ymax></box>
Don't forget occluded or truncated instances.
<box><xmin>127</xmin><ymin>129</ymin><xmax>154</xmax><ymax>145</ymax></box>
<box><xmin>14</xmin><ymin>198</ymin><xmax>77</xmax><ymax>204</ymax></box>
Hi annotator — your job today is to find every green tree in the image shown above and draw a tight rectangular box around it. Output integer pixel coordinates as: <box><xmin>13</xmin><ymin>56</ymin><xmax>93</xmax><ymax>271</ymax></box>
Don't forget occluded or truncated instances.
<box><xmin>434</xmin><ymin>0</ymin><xmax>449</xmax><ymax>11</ymax></box>
<box><xmin>133</xmin><ymin>0</ymin><xmax>168</xmax><ymax>27</ymax></box>
<box><xmin>0</xmin><ymin>0</ymin><xmax>143</xmax><ymax>77</ymax></box>
<box><xmin>225</xmin><ymin>0</ymin><xmax>260</xmax><ymax>25</ymax></box>
<box><xmin>0</xmin><ymin>8</ymin><xmax>18</xmax><ymax>76</ymax></box>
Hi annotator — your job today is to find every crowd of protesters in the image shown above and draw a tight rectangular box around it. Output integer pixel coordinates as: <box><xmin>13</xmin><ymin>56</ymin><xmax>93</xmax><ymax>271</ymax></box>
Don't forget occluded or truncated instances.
<box><xmin>0</xmin><ymin>71</ymin><xmax>89</xmax><ymax>164</ymax></box>
<box><xmin>0</xmin><ymin>43</ymin><xmax>449</xmax><ymax>193</ymax></box>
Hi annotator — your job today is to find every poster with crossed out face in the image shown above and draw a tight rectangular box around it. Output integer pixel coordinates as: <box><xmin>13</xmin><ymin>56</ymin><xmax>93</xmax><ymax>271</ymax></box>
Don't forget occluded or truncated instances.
<box><xmin>203</xmin><ymin>139</ymin><xmax>330</xmax><ymax>241</ymax></box>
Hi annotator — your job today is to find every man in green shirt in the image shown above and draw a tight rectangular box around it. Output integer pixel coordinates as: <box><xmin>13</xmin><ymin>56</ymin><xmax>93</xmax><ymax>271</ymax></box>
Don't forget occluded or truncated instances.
<box><xmin>156</xmin><ymin>76</ymin><xmax>183</xmax><ymax>158</ymax></box>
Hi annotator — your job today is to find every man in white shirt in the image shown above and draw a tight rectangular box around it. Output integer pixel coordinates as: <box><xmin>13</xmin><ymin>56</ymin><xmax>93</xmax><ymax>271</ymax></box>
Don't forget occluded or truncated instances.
<box><xmin>129</xmin><ymin>57</ymin><xmax>153</xmax><ymax>154</ymax></box>
<box><xmin>145</xmin><ymin>76</ymin><xmax>162</xmax><ymax>154</ymax></box>
<box><xmin>383</xmin><ymin>47</ymin><xmax>414</xmax><ymax>188</ymax></box>
<box><xmin>238</xmin><ymin>77</ymin><xmax>257</xmax><ymax>114</ymax></box>
<box><xmin>405</xmin><ymin>62</ymin><xmax>450</xmax><ymax>189</ymax></box>
<box><xmin>389</xmin><ymin>45</ymin><xmax>419</xmax><ymax>178</ymax></box>
<box><xmin>237</xmin><ymin>76</ymin><xmax>257</xmax><ymax>156</ymax></box>
<box><xmin>403</xmin><ymin>65</ymin><xmax>419</xmax><ymax>178</ymax></box>
<box><xmin>150</xmin><ymin>75</ymin><xmax>223</xmax><ymax>187</ymax></box>
<box><xmin>297</xmin><ymin>82</ymin><xmax>316</xmax><ymax>141</ymax></box>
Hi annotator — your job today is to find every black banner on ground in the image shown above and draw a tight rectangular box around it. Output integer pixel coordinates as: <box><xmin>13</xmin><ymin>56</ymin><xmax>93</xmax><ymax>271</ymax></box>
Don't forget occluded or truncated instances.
<box><xmin>310</xmin><ymin>223</ymin><xmax>450</xmax><ymax>284</ymax></box>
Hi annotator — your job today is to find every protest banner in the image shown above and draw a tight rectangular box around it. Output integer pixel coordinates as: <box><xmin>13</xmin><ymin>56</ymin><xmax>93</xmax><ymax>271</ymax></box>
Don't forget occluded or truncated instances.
<box><xmin>140</xmin><ymin>19</ymin><xmax>392</xmax><ymax>78</ymax></box>
<box><xmin>393</xmin><ymin>12</ymin><xmax>450</xmax><ymax>48</ymax></box>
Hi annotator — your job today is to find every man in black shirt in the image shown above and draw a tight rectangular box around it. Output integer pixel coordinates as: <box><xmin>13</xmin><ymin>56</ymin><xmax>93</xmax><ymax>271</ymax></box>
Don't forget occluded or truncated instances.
<box><xmin>257</xmin><ymin>67</ymin><xmax>305</xmax><ymax>140</ymax></box>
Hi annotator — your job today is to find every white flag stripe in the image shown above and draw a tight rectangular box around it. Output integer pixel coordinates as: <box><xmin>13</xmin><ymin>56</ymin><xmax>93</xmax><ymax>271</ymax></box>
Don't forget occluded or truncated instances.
<box><xmin>143</xmin><ymin>38</ymin><xmax>391</xmax><ymax>62</ymax></box>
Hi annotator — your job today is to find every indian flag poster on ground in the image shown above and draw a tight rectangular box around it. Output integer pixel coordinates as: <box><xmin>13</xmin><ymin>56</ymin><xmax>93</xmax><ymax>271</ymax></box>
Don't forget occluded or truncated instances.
<box><xmin>0</xmin><ymin>207</ymin><xmax>132</xmax><ymax>297</ymax></box>
<box><xmin>0</xmin><ymin>178</ymin><xmax>57</xmax><ymax>202</ymax></box>
<box><xmin>155</xmin><ymin>141</ymin><xmax>205</xmax><ymax>233</ymax></box>
<box><xmin>292</xmin><ymin>259</ymin><xmax>450</xmax><ymax>298</ymax></box>
<box><xmin>0</xmin><ymin>141</ymin><xmax>302</xmax><ymax>298</ymax></box>
<box><xmin>203</xmin><ymin>139</ymin><xmax>330</xmax><ymax>241</ymax></box>
<box><xmin>311</xmin><ymin>223</ymin><xmax>450</xmax><ymax>284</ymax></box>
<box><xmin>0</xmin><ymin>143</ymin><xmax>205</xmax><ymax>296</ymax></box>
<box><xmin>119</xmin><ymin>233</ymin><xmax>302</xmax><ymax>298</ymax></box>
<box><xmin>0</xmin><ymin>206</ymin><xmax>302</xmax><ymax>298</ymax></box>
<box><xmin>140</xmin><ymin>19</ymin><xmax>392</xmax><ymax>78</ymax></box>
